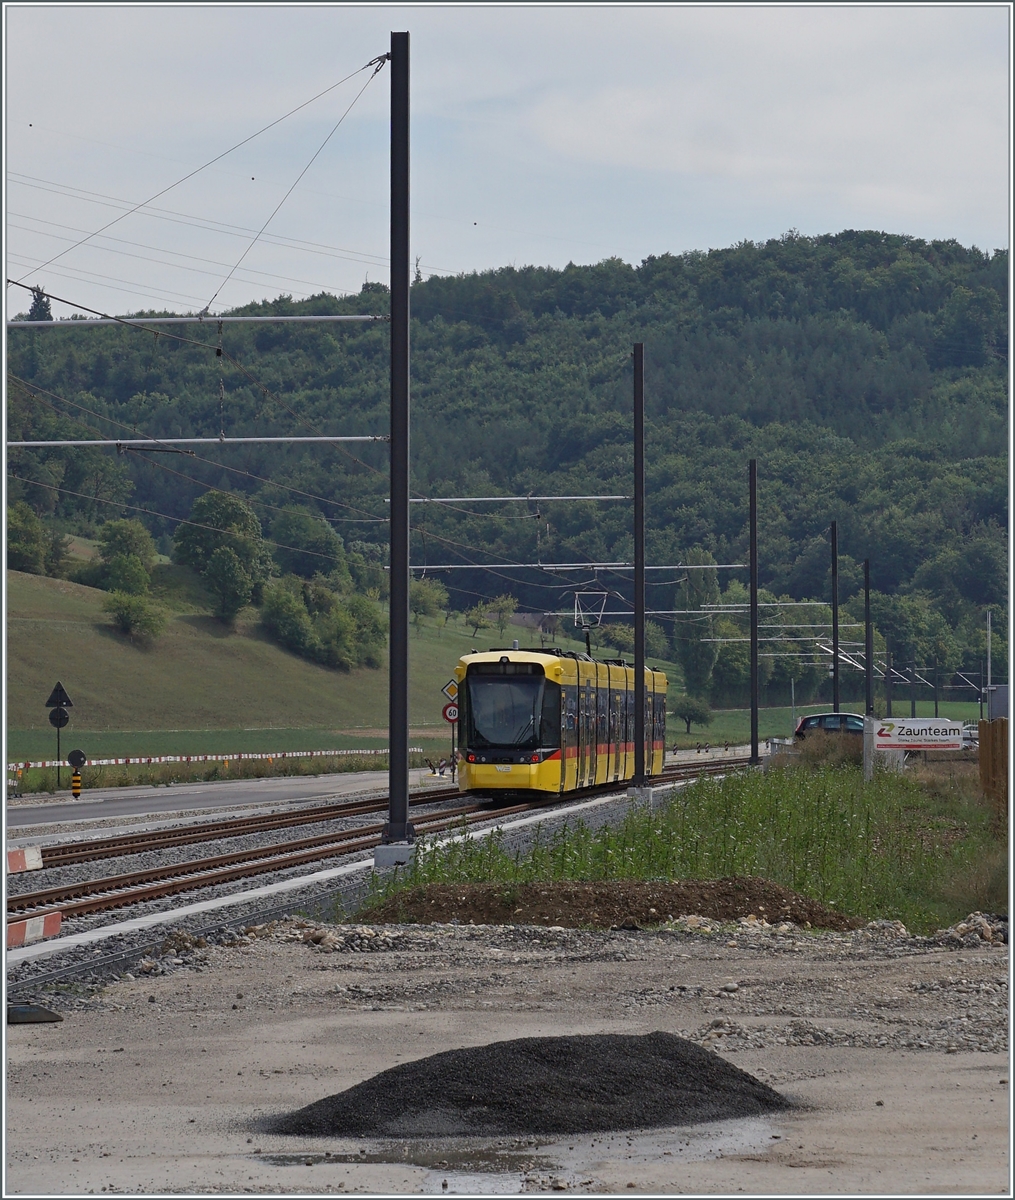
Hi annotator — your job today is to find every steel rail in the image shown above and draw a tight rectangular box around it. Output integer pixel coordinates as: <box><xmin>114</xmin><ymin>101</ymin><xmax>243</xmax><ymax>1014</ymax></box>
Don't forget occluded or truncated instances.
<box><xmin>37</xmin><ymin>786</ymin><xmax>462</xmax><ymax>867</ymax></box>
<box><xmin>8</xmin><ymin>801</ymin><xmax>502</xmax><ymax>920</ymax></box>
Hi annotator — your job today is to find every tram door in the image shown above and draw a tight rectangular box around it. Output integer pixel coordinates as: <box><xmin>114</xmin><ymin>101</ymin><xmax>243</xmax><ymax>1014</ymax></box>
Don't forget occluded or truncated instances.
<box><xmin>580</xmin><ymin>679</ymin><xmax>595</xmax><ymax>787</ymax></box>
<box><xmin>611</xmin><ymin>689</ymin><xmax>622</xmax><ymax>780</ymax></box>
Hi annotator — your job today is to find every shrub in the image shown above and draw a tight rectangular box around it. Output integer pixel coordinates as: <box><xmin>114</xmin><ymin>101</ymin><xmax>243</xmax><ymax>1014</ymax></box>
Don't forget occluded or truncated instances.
<box><xmin>104</xmin><ymin>552</ymin><xmax>150</xmax><ymax>595</ymax></box>
<box><xmin>261</xmin><ymin>581</ymin><xmax>321</xmax><ymax>659</ymax></box>
<box><xmin>794</xmin><ymin>729</ymin><xmax>863</xmax><ymax>769</ymax></box>
<box><xmin>102</xmin><ymin>592</ymin><xmax>168</xmax><ymax>644</ymax></box>
<box><xmin>261</xmin><ymin>577</ymin><xmax>386</xmax><ymax>670</ymax></box>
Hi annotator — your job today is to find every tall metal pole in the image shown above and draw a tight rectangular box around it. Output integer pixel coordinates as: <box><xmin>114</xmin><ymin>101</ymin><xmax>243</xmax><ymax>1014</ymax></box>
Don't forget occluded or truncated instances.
<box><xmin>831</xmin><ymin>521</ymin><xmax>840</xmax><ymax>713</ymax></box>
<box><xmin>910</xmin><ymin>663</ymin><xmax>917</xmax><ymax>718</ymax></box>
<box><xmin>749</xmin><ymin>459</ymin><xmax>760</xmax><ymax>765</ymax></box>
<box><xmin>987</xmin><ymin>608</ymin><xmax>992</xmax><ymax>716</ymax></box>
<box><xmin>384</xmin><ymin>30</ymin><xmax>413</xmax><ymax>844</ymax></box>
<box><xmin>864</xmin><ymin>559</ymin><xmax>874</xmax><ymax>716</ymax></box>
<box><xmin>633</xmin><ymin>343</ymin><xmax>646</xmax><ymax>784</ymax></box>
<box><xmin>885</xmin><ymin>646</ymin><xmax>893</xmax><ymax>717</ymax></box>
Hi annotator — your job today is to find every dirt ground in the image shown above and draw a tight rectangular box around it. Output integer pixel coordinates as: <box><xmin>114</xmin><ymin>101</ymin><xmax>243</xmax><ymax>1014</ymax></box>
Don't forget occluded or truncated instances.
<box><xmin>7</xmin><ymin>904</ymin><xmax>1009</xmax><ymax>1196</ymax></box>
<box><xmin>362</xmin><ymin>879</ymin><xmax>861</xmax><ymax>932</ymax></box>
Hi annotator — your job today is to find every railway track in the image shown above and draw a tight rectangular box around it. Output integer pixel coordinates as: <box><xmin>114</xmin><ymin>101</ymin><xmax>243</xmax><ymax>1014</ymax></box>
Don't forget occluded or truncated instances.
<box><xmin>32</xmin><ymin>785</ymin><xmax>462</xmax><ymax>868</ymax></box>
<box><xmin>7</xmin><ymin>756</ymin><xmax>750</xmax><ymax>926</ymax></box>
<box><xmin>7</xmin><ymin>799</ymin><xmax>538</xmax><ymax>921</ymax></box>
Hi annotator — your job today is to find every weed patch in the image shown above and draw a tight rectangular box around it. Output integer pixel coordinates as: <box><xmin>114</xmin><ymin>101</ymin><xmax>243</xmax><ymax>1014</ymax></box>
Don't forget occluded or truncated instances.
<box><xmin>367</xmin><ymin>765</ymin><xmax>1005</xmax><ymax>933</ymax></box>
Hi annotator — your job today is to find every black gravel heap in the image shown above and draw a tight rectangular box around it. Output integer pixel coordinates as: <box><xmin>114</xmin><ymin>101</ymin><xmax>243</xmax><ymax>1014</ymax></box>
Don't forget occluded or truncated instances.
<box><xmin>265</xmin><ymin>1031</ymin><xmax>791</xmax><ymax>1137</ymax></box>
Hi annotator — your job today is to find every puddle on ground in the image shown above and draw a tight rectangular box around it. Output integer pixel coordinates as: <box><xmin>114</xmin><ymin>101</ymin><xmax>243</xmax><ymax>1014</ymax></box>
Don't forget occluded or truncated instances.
<box><xmin>260</xmin><ymin>1116</ymin><xmax>783</xmax><ymax>1193</ymax></box>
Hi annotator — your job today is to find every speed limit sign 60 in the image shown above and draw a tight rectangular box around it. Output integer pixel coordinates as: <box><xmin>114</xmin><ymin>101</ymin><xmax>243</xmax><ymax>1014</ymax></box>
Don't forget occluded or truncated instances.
<box><xmin>442</xmin><ymin>702</ymin><xmax>459</xmax><ymax>723</ymax></box>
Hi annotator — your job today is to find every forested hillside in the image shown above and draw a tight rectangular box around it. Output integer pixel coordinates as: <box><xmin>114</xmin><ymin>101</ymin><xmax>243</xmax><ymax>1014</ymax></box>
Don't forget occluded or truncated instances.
<box><xmin>8</xmin><ymin>229</ymin><xmax>1008</xmax><ymax>704</ymax></box>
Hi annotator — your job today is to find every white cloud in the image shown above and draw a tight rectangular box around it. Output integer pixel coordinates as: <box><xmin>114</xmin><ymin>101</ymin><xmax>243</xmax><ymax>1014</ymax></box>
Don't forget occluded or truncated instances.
<box><xmin>4</xmin><ymin>4</ymin><xmax>1008</xmax><ymax>317</ymax></box>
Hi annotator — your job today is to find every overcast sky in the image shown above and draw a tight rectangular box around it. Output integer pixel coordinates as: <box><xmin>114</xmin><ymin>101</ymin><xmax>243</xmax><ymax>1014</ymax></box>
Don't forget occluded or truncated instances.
<box><xmin>4</xmin><ymin>4</ymin><xmax>1010</xmax><ymax>319</ymax></box>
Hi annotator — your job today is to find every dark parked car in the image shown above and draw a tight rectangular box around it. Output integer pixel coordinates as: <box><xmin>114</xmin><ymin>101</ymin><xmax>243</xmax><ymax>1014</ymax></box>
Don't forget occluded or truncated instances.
<box><xmin>794</xmin><ymin>712</ymin><xmax>865</xmax><ymax>737</ymax></box>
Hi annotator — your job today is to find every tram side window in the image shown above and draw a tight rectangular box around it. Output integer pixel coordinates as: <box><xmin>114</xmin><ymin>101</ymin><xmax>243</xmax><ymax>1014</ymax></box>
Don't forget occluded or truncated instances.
<box><xmin>540</xmin><ymin>681</ymin><xmax>561</xmax><ymax>748</ymax></box>
<box><xmin>563</xmin><ymin>688</ymin><xmax>577</xmax><ymax>750</ymax></box>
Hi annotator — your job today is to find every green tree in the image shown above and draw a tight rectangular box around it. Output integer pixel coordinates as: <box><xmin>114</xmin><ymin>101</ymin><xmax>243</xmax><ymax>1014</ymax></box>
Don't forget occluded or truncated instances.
<box><xmin>173</xmin><ymin>492</ymin><xmax>270</xmax><ymax>600</ymax></box>
<box><xmin>45</xmin><ymin>530</ymin><xmax>73</xmax><ymax>578</ymax></box>
<box><xmin>490</xmin><ymin>593</ymin><xmax>518</xmax><ymax>635</ymax></box>
<box><xmin>673</xmin><ymin>550</ymin><xmax>720</xmax><ymax>696</ymax></box>
<box><xmin>27</xmin><ymin>286</ymin><xmax>53</xmax><ymax>322</ymax></box>
<box><xmin>104</xmin><ymin>553</ymin><xmax>150</xmax><ymax>595</ymax></box>
<box><xmin>671</xmin><ymin>694</ymin><xmax>713</xmax><ymax>735</ymax></box>
<box><xmin>604</xmin><ymin>621</ymin><xmax>668</xmax><ymax>659</ymax></box>
<box><xmin>271</xmin><ymin>507</ymin><xmax>348</xmax><ymax>581</ymax></box>
<box><xmin>410</xmin><ymin>577</ymin><xmax>449</xmax><ymax>632</ymax></box>
<box><xmin>7</xmin><ymin>502</ymin><xmax>48</xmax><ymax>574</ymax></box>
<box><xmin>204</xmin><ymin>546</ymin><xmax>253</xmax><ymax>623</ymax></box>
<box><xmin>465</xmin><ymin>603</ymin><xmax>492</xmax><ymax>637</ymax></box>
<box><xmin>102</xmin><ymin>592</ymin><xmax>168</xmax><ymax>644</ymax></box>
<box><xmin>99</xmin><ymin>519</ymin><xmax>157</xmax><ymax>572</ymax></box>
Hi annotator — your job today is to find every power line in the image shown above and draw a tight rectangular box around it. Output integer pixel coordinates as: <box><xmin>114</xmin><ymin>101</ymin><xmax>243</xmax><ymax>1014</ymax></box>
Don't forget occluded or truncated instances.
<box><xmin>7</xmin><ymin>176</ymin><xmax>398</xmax><ymax>272</ymax></box>
<box><xmin>7</xmin><ymin>213</ymin><xmax>385</xmax><ymax>301</ymax></box>
<box><xmin>6</xmin><ymin>282</ymin><xmax>389</xmax><ymax>477</ymax></box>
<box><xmin>203</xmin><ymin>57</ymin><xmax>387</xmax><ymax>313</ymax></box>
<box><xmin>11</xmin><ymin>55</ymin><xmax>387</xmax><ymax>287</ymax></box>
<box><xmin>7</xmin><ymin>373</ymin><xmax>389</xmax><ymax>524</ymax></box>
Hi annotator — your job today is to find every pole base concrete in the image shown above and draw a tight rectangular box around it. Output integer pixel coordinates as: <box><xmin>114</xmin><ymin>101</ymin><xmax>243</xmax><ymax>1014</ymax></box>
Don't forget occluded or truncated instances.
<box><xmin>373</xmin><ymin>842</ymin><xmax>416</xmax><ymax>870</ymax></box>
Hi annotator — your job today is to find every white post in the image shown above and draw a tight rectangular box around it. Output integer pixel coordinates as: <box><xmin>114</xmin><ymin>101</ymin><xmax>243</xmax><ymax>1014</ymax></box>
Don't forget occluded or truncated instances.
<box><xmin>790</xmin><ymin>676</ymin><xmax>796</xmax><ymax>733</ymax></box>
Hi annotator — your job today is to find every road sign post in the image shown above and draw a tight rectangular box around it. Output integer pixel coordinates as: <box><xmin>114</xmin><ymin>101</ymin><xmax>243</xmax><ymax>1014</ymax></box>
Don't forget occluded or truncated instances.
<box><xmin>442</xmin><ymin>701</ymin><xmax>459</xmax><ymax>782</ymax></box>
<box><xmin>45</xmin><ymin>684</ymin><xmax>73</xmax><ymax>789</ymax></box>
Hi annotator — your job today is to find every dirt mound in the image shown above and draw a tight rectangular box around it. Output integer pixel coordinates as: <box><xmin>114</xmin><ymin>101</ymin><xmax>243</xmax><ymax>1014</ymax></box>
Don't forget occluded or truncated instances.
<box><xmin>265</xmin><ymin>1031</ymin><xmax>792</xmax><ymax>1137</ymax></box>
<box><xmin>362</xmin><ymin>877</ymin><xmax>860</xmax><ymax>932</ymax></box>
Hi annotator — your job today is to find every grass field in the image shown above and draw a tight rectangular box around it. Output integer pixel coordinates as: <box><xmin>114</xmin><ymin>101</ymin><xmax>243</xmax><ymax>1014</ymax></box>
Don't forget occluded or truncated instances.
<box><xmin>5</xmin><ymin>571</ymin><xmax>676</xmax><ymax>762</ymax></box>
<box><xmin>5</xmin><ymin>570</ymin><xmax>983</xmax><ymax>765</ymax></box>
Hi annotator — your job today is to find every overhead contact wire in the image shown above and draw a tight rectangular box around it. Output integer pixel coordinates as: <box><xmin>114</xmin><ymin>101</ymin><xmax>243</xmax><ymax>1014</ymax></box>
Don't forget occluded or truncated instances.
<box><xmin>11</xmin><ymin>56</ymin><xmax>388</xmax><ymax>286</ymax></box>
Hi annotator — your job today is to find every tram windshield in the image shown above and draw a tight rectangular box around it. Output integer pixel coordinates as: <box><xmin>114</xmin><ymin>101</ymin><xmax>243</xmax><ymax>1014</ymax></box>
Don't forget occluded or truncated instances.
<box><xmin>464</xmin><ymin>666</ymin><xmax>560</xmax><ymax>750</ymax></box>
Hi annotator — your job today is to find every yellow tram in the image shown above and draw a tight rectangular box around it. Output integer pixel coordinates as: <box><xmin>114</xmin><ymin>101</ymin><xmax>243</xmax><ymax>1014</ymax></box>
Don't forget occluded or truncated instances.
<box><xmin>455</xmin><ymin>648</ymin><xmax>666</xmax><ymax>796</ymax></box>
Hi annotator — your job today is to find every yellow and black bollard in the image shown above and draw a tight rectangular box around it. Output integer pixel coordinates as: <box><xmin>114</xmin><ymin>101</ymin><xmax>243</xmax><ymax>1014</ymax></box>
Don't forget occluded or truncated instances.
<box><xmin>71</xmin><ymin>770</ymin><xmax>81</xmax><ymax>799</ymax></box>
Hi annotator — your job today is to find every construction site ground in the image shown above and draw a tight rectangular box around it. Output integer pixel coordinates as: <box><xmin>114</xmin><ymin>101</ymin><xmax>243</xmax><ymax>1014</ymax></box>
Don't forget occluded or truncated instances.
<box><xmin>5</xmin><ymin>891</ymin><xmax>1008</xmax><ymax>1196</ymax></box>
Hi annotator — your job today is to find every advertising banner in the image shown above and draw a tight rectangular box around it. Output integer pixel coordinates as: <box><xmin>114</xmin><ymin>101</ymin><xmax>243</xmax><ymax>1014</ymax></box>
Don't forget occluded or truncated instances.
<box><xmin>874</xmin><ymin>718</ymin><xmax>963</xmax><ymax>751</ymax></box>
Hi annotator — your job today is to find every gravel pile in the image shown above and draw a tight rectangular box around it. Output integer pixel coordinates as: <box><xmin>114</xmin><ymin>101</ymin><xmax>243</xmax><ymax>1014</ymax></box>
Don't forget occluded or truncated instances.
<box><xmin>265</xmin><ymin>1031</ymin><xmax>792</xmax><ymax>1137</ymax></box>
<box><xmin>301</xmin><ymin>924</ymin><xmax>401</xmax><ymax>953</ymax></box>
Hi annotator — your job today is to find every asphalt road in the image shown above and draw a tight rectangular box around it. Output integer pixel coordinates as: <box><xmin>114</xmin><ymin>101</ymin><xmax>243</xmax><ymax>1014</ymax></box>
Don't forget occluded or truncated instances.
<box><xmin>6</xmin><ymin>768</ymin><xmax>442</xmax><ymax>829</ymax></box>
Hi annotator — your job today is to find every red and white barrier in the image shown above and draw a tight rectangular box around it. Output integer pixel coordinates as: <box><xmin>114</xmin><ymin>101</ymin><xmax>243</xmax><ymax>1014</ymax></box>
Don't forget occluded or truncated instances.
<box><xmin>7</xmin><ymin>746</ymin><xmax>422</xmax><ymax>772</ymax></box>
<box><xmin>7</xmin><ymin>910</ymin><xmax>62</xmax><ymax>949</ymax></box>
<box><xmin>6</xmin><ymin>847</ymin><xmax>43</xmax><ymax>874</ymax></box>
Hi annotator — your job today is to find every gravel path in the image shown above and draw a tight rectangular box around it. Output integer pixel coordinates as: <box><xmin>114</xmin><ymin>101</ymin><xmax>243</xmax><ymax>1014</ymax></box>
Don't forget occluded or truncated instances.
<box><xmin>6</xmin><ymin>912</ymin><xmax>1008</xmax><ymax>1195</ymax></box>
